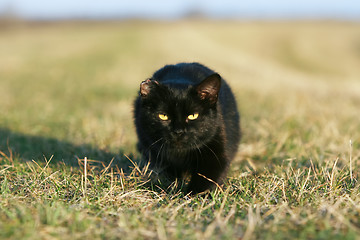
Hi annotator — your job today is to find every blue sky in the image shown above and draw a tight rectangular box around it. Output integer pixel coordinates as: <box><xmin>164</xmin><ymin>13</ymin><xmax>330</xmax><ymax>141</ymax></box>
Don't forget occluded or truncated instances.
<box><xmin>1</xmin><ymin>0</ymin><xmax>360</xmax><ymax>20</ymax></box>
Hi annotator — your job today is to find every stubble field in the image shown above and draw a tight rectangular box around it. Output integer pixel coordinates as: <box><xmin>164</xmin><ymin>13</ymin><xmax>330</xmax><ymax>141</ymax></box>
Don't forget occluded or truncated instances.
<box><xmin>0</xmin><ymin>20</ymin><xmax>360</xmax><ymax>239</ymax></box>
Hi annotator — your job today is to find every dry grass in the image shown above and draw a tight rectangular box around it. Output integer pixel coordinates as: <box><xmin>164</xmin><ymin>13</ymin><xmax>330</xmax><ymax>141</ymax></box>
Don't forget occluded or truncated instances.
<box><xmin>0</xmin><ymin>20</ymin><xmax>360</xmax><ymax>239</ymax></box>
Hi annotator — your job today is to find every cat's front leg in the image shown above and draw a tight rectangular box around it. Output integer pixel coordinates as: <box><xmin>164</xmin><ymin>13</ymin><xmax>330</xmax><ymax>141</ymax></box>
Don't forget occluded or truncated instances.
<box><xmin>187</xmin><ymin>155</ymin><xmax>228</xmax><ymax>194</ymax></box>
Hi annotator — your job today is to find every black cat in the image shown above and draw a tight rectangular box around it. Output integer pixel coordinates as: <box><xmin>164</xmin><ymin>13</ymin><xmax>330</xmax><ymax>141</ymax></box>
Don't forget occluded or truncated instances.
<box><xmin>134</xmin><ymin>63</ymin><xmax>240</xmax><ymax>194</ymax></box>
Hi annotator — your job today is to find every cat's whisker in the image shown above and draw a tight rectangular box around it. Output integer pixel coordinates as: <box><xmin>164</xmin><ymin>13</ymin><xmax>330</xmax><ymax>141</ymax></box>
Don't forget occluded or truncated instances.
<box><xmin>192</xmin><ymin>143</ymin><xmax>201</xmax><ymax>170</ymax></box>
<box><xmin>156</xmin><ymin>142</ymin><xmax>165</xmax><ymax>162</ymax></box>
<box><xmin>159</xmin><ymin>140</ymin><xmax>170</xmax><ymax>170</ymax></box>
<box><xmin>193</xmin><ymin>143</ymin><xmax>202</xmax><ymax>155</ymax></box>
<box><xmin>149</xmin><ymin>138</ymin><xmax>164</xmax><ymax>148</ymax></box>
<box><xmin>144</xmin><ymin>137</ymin><xmax>164</xmax><ymax>155</ymax></box>
<box><xmin>202</xmin><ymin>142</ymin><xmax>222</xmax><ymax>168</ymax></box>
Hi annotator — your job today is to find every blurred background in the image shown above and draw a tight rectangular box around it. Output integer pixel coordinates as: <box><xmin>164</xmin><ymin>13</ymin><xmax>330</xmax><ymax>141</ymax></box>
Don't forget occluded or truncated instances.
<box><xmin>1</xmin><ymin>0</ymin><xmax>360</xmax><ymax>20</ymax></box>
<box><xmin>0</xmin><ymin>0</ymin><xmax>360</xmax><ymax>20</ymax></box>
<box><xmin>0</xmin><ymin>0</ymin><xmax>359</xmax><ymax>166</ymax></box>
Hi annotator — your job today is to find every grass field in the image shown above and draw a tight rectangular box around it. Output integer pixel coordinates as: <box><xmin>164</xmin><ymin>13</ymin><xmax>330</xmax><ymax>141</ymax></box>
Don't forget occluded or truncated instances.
<box><xmin>0</xmin><ymin>20</ymin><xmax>360</xmax><ymax>239</ymax></box>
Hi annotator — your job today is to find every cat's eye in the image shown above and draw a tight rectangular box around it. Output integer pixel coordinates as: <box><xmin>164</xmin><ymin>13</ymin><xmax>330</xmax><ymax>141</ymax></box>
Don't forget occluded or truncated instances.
<box><xmin>187</xmin><ymin>113</ymin><xmax>199</xmax><ymax>120</ymax></box>
<box><xmin>158</xmin><ymin>114</ymin><xmax>169</xmax><ymax>121</ymax></box>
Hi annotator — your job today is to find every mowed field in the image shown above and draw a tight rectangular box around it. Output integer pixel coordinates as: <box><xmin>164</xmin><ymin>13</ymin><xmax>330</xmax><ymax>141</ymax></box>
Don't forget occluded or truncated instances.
<box><xmin>0</xmin><ymin>20</ymin><xmax>360</xmax><ymax>239</ymax></box>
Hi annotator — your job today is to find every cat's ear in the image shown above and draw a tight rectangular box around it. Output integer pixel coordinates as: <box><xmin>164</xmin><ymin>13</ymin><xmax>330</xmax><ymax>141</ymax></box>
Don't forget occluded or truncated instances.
<box><xmin>140</xmin><ymin>78</ymin><xmax>159</xmax><ymax>97</ymax></box>
<box><xmin>196</xmin><ymin>73</ymin><xmax>221</xmax><ymax>104</ymax></box>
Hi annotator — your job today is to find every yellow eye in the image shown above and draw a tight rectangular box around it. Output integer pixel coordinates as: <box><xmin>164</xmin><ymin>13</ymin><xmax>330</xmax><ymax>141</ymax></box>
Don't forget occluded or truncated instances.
<box><xmin>187</xmin><ymin>113</ymin><xmax>199</xmax><ymax>120</ymax></box>
<box><xmin>158</xmin><ymin>114</ymin><xmax>168</xmax><ymax>121</ymax></box>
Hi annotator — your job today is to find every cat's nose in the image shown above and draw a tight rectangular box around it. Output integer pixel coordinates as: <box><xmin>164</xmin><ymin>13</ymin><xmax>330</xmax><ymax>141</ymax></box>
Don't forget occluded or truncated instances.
<box><xmin>173</xmin><ymin>129</ymin><xmax>185</xmax><ymax>136</ymax></box>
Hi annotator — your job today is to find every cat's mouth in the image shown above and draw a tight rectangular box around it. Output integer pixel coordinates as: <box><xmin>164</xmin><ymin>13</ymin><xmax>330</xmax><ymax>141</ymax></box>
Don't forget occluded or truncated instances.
<box><xmin>170</xmin><ymin>138</ymin><xmax>186</xmax><ymax>147</ymax></box>
<box><xmin>167</xmin><ymin>137</ymin><xmax>198</xmax><ymax>151</ymax></box>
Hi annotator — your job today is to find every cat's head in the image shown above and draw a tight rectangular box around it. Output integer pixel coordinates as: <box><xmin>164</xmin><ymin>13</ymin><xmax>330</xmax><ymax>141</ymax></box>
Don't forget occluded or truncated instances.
<box><xmin>138</xmin><ymin>74</ymin><xmax>222</xmax><ymax>151</ymax></box>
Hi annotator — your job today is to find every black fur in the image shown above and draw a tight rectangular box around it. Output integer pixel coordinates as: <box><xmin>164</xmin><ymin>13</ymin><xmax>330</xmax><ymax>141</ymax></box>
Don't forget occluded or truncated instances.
<box><xmin>134</xmin><ymin>63</ymin><xmax>240</xmax><ymax>193</ymax></box>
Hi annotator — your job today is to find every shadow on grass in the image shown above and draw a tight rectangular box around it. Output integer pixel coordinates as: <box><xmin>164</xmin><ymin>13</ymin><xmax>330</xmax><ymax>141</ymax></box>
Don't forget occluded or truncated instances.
<box><xmin>0</xmin><ymin>127</ymin><xmax>135</xmax><ymax>172</ymax></box>
<box><xmin>0</xmin><ymin>127</ymin><xmax>190</xmax><ymax>195</ymax></box>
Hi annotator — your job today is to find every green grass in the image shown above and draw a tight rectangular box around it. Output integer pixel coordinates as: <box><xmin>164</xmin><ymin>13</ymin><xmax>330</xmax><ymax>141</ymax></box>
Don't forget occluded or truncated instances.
<box><xmin>1</xmin><ymin>20</ymin><xmax>360</xmax><ymax>239</ymax></box>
